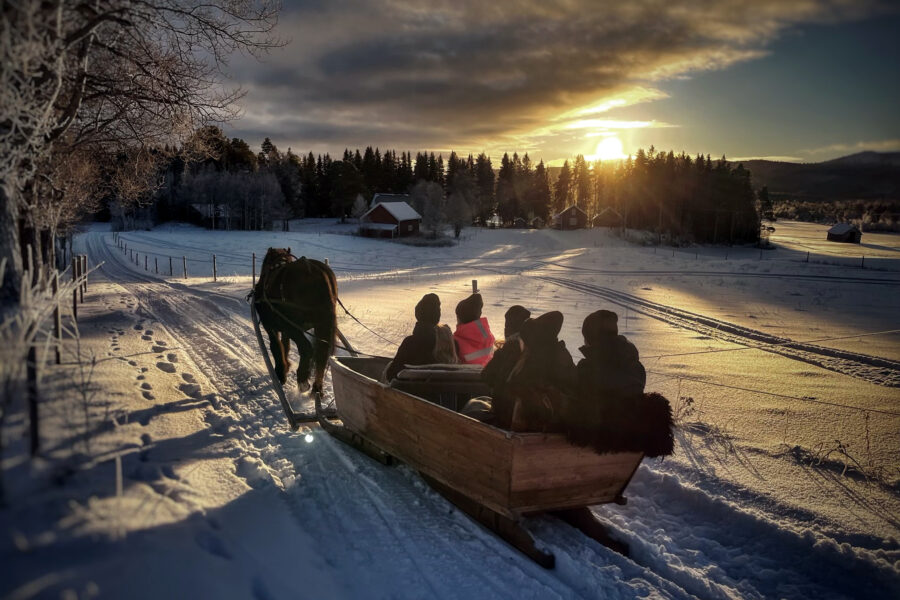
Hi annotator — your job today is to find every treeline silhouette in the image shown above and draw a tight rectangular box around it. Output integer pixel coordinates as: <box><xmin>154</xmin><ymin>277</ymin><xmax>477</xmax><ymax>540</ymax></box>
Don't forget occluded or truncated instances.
<box><xmin>150</xmin><ymin>126</ymin><xmax>761</xmax><ymax>243</ymax></box>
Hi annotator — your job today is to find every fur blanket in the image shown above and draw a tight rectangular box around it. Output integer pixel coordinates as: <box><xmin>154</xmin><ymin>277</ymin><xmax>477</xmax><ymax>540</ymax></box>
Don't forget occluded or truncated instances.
<box><xmin>563</xmin><ymin>392</ymin><xmax>674</xmax><ymax>458</ymax></box>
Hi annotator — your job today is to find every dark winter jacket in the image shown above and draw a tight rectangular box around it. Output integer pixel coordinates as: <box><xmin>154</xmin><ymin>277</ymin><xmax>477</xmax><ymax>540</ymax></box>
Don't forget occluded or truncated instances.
<box><xmin>383</xmin><ymin>322</ymin><xmax>437</xmax><ymax>382</ymax></box>
<box><xmin>481</xmin><ymin>335</ymin><xmax>522</xmax><ymax>399</ymax></box>
<box><xmin>493</xmin><ymin>339</ymin><xmax>577</xmax><ymax>430</ymax></box>
<box><xmin>563</xmin><ymin>334</ymin><xmax>673</xmax><ymax>457</ymax></box>
<box><xmin>576</xmin><ymin>335</ymin><xmax>646</xmax><ymax>402</ymax></box>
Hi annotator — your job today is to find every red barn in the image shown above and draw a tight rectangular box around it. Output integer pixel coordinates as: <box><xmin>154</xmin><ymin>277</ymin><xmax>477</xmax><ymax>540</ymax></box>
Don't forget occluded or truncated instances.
<box><xmin>360</xmin><ymin>200</ymin><xmax>422</xmax><ymax>238</ymax></box>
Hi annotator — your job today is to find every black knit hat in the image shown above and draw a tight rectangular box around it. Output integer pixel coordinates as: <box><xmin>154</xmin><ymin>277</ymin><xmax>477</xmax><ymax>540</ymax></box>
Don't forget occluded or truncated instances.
<box><xmin>519</xmin><ymin>311</ymin><xmax>564</xmax><ymax>346</ymax></box>
<box><xmin>455</xmin><ymin>293</ymin><xmax>483</xmax><ymax>324</ymax></box>
<box><xmin>582</xmin><ymin>309</ymin><xmax>618</xmax><ymax>345</ymax></box>
<box><xmin>504</xmin><ymin>305</ymin><xmax>531</xmax><ymax>337</ymax></box>
<box><xmin>415</xmin><ymin>293</ymin><xmax>441</xmax><ymax>325</ymax></box>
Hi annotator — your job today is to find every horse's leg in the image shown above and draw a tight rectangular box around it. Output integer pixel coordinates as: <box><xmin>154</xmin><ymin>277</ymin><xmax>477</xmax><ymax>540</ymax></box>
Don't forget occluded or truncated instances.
<box><xmin>311</xmin><ymin>320</ymin><xmax>335</xmax><ymax>394</ymax></box>
<box><xmin>265</xmin><ymin>326</ymin><xmax>288</xmax><ymax>384</ymax></box>
<box><xmin>293</xmin><ymin>332</ymin><xmax>313</xmax><ymax>393</ymax></box>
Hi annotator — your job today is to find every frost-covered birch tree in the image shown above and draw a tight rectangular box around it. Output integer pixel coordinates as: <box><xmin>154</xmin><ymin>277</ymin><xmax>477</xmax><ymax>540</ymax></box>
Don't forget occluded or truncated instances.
<box><xmin>1</xmin><ymin>0</ymin><xmax>281</xmax><ymax>310</ymax></box>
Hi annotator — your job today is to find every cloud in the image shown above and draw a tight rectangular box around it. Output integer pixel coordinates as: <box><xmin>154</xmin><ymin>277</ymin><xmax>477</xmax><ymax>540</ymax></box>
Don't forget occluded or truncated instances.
<box><xmin>224</xmin><ymin>0</ymin><xmax>893</xmax><ymax>158</ymax></box>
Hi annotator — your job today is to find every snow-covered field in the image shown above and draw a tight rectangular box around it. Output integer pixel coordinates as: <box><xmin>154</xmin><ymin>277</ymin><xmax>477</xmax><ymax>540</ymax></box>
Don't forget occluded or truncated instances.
<box><xmin>2</xmin><ymin>220</ymin><xmax>898</xmax><ymax>599</ymax></box>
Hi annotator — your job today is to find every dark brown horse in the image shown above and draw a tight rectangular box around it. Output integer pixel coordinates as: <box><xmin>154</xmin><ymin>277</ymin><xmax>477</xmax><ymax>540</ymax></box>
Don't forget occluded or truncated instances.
<box><xmin>253</xmin><ymin>248</ymin><xmax>338</xmax><ymax>394</ymax></box>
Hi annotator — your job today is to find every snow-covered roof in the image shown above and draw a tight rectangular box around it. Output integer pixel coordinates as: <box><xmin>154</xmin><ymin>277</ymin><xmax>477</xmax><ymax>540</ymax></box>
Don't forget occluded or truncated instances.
<box><xmin>362</xmin><ymin>201</ymin><xmax>421</xmax><ymax>222</ymax></box>
<box><xmin>553</xmin><ymin>205</ymin><xmax>587</xmax><ymax>218</ymax></box>
<box><xmin>372</xmin><ymin>193</ymin><xmax>411</xmax><ymax>205</ymax></box>
<box><xmin>593</xmin><ymin>207</ymin><xmax>622</xmax><ymax>219</ymax></box>
<box><xmin>360</xmin><ymin>223</ymin><xmax>398</xmax><ymax>231</ymax></box>
<box><xmin>828</xmin><ymin>223</ymin><xmax>859</xmax><ymax>235</ymax></box>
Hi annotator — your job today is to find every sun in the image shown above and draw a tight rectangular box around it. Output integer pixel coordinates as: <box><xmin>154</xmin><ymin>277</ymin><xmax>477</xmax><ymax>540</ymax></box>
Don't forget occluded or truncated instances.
<box><xmin>591</xmin><ymin>136</ymin><xmax>627</xmax><ymax>161</ymax></box>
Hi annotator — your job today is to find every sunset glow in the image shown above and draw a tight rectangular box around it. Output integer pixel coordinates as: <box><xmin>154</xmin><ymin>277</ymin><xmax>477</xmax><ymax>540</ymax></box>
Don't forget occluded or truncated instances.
<box><xmin>587</xmin><ymin>136</ymin><xmax>627</xmax><ymax>161</ymax></box>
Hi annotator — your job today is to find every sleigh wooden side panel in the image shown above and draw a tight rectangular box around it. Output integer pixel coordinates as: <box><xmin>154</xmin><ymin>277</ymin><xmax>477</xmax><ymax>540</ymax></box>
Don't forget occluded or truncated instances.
<box><xmin>329</xmin><ymin>356</ymin><xmax>644</xmax><ymax>520</ymax></box>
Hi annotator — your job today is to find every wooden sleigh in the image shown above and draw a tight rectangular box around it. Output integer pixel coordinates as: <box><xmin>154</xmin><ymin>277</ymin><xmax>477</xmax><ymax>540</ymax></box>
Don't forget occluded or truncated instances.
<box><xmin>322</xmin><ymin>355</ymin><xmax>644</xmax><ymax>568</ymax></box>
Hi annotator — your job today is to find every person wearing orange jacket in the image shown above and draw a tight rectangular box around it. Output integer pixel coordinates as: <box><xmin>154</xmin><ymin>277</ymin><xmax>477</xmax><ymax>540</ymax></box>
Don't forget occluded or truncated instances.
<box><xmin>452</xmin><ymin>293</ymin><xmax>495</xmax><ymax>366</ymax></box>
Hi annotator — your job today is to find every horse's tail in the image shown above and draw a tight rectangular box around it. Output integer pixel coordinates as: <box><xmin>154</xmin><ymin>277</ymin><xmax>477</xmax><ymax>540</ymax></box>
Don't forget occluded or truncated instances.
<box><xmin>317</xmin><ymin>259</ymin><xmax>339</xmax><ymax>357</ymax></box>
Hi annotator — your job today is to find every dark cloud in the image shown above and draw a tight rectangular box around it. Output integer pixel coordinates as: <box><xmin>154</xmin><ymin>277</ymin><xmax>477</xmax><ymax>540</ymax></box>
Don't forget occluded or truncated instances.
<box><xmin>224</xmin><ymin>0</ymin><xmax>892</xmax><ymax>156</ymax></box>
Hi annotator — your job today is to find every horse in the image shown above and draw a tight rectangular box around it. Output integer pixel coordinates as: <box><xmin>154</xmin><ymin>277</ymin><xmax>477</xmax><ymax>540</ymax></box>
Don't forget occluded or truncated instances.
<box><xmin>253</xmin><ymin>248</ymin><xmax>338</xmax><ymax>395</ymax></box>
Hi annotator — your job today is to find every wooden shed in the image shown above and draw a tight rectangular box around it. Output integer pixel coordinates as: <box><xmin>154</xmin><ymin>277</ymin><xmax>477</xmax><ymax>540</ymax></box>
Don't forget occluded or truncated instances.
<box><xmin>360</xmin><ymin>200</ymin><xmax>422</xmax><ymax>238</ymax></box>
<box><xmin>591</xmin><ymin>207</ymin><xmax>624</xmax><ymax>228</ymax></box>
<box><xmin>553</xmin><ymin>205</ymin><xmax>588</xmax><ymax>230</ymax></box>
<box><xmin>826</xmin><ymin>223</ymin><xmax>861</xmax><ymax>243</ymax></box>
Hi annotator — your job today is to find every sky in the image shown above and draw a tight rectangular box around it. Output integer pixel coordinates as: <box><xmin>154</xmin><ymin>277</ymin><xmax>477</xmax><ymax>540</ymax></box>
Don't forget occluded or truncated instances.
<box><xmin>223</xmin><ymin>0</ymin><xmax>900</xmax><ymax>165</ymax></box>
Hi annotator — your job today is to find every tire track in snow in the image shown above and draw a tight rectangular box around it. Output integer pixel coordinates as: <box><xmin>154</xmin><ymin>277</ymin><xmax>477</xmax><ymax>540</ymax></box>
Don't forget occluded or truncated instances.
<box><xmin>537</xmin><ymin>275</ymin><xmax>900</xmax><ymax>388</ymax></box>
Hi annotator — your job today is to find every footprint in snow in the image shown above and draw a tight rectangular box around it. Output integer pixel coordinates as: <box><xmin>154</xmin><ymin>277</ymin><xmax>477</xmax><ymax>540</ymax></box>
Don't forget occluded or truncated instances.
<box><xmin>151</xmin><ymin>345</ymin><xmax>166</xmax><ymax>353</ymax></box>
<box><xmin>182</xmin><ymin>373</ymin><xmax>195</xmax><ymax>383</ymax></box>
<box><xmin>195</xmin><ymin>531</ymin><xmax>232</xmax><ymax>560</ymax></box>
<box><xmin>179</xmin><ymin>383</ymin><xmax>201</xmax><ymax>398</ymax></box>
<box><xmin>140</xmin><ymin>382</ymin><xmax>152</xmax><ymax>390</ymax></box>
<box><xmin>128</xmin><ymin>360</ymin><xmax>137</xmax><ymax>366</ymax></box>
<box><xmin>156</xmin><ymin>362</ymin><xmax>176</xmax><ymax>374</ymax></box>
<box><xmin>155</xmin><ymin>340</ymin><xmax>167</xmax><ymax>347</ymax></box>
<box><xmin>144</xmin><ymin>330</ymin><xmax>154</xmax><ymax>335</ymax></box>
<box><xmin>142</xmin><ymin>391</ymin><xmax>155</xmax><ymax>401</ymax></box>
<box><xmin>133</xmin><ymin>324</ymin><xmax>143</xmax><ymax>331</ymax></box>
<box><xmin>166</xmin><ymin>353</ymin><xmax>178</xmax><ymax>363</ymax></box>
<box><xmin>141</xmin><ymin>335</ymin><xmax>152</xmax><ymax>341</ymax></box>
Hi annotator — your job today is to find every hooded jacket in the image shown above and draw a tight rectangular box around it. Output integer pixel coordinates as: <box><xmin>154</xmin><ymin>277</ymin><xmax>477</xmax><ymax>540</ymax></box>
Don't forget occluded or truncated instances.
<box><xmin>576</xmin><ymin>334</ymin><xmax>646</xmax><ymax>401</ymax></box>
<box><xmin>454</xmin><ymin>317</ymin><xmax>495</xmax><ymax>366</ymax></box>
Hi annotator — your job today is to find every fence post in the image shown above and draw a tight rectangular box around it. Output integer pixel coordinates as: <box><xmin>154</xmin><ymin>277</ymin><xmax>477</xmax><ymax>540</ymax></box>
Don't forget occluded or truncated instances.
<box><xmin>144</xmin><ymin>254</ymin><xmax>148</xmax><ymax>271</ymax></box>
<box><xmin>78</xmin><ymin>255</ymin><xmax>84</xmax><ymax>303</ymax></box>
<box><xmin>252</xmin><ymin>253</ymin><xmax>256</xmax><ymax>285</ymax></box>
<box><xmin>213</xmin><ymin>254</ymin><xmax>217</xmax><ymax>282</ymax></box>
<box><xmin>183</xmin><ymin>256</ymin><xmax>187</xmax><ymax>279</ymax></box>
<box><xmin>169</xmin><ymin>256</ymin><xmax>173</xmax><ymax>276</ymax></box>
<box><xmin>861</xmin><ymin>255</ymin><xmax>865</xmax><ymax>269</ymax></box>
<box><xmin>324</xmin><ymin>258</ymin><xmax>329</xmax><ymax>265</ymax></box>
<box><xmin>472</xmin><ymin>279</ymin><xmax>478</xmax><ymax>294</ymax></box>
<box><xmin>806</xmin><ymin>251</ymin><xmax>810</xmax><ymax>263</ymax></box>
<box><xmin>155</xmin><ymin>257</ymin><xmax>158</xmax><ymax>274</ymax></box>
<box><xmin>72</xmin><ymin>256</ymin><xmax>78</xmax><ymax>321</ymax></box>
<box><xmin>27</xmin><ymin>342</ymin><xmax>39</xmax><ymax>456</ymax></box>
<box><xmin>53</xmin><ymin>271</ymin><xmax>61</xmax><ymax>365</ymax></box>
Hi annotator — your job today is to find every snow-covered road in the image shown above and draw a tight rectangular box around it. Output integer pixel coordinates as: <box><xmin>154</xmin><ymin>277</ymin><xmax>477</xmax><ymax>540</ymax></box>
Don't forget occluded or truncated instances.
<box><xmin>3</xmin><ymin>224</ymin><xmax>898</xmax><ymax>599</ymax></box>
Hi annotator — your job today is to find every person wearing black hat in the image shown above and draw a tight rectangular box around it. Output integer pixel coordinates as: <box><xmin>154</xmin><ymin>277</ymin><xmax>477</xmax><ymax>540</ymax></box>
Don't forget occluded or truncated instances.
<box><xmin>452</xmin><ymin>293</ymin><xmax>495</xmax><ymax>366</ymax></box>
<box><xmin>464</xmin><ymin>310</ymin><xmax>576</xmax><ymax>430</ymax></box>
<box><xmin>383</xmin><ymin>293</ymin><xmax>444</xmax><ymax>382</ymax></box>
<box><xmin>576</xmin><ymin>309</ymin><xmax>645</xmax><ymax>402</ymax></box>
<box><xmin>561</xmin><ymin>310</ymin><xmax>675</xmax><ymax>459</ymax></box>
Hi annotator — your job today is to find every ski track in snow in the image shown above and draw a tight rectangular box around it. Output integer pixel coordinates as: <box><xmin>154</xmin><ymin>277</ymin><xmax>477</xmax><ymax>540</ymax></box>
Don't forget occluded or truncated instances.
<box><xmin>536</xmin><ymin>275</ymin><xmax>900</xmax><ymax>388</ymax></box>
<box><xmin>84</xmin><ymin>231</ymin><xmax>900</xmax><ymax>599</ymax></box>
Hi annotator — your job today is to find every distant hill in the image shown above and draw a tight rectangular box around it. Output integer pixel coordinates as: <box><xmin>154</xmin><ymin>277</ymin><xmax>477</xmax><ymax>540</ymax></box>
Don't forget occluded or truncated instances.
<box><xmin>734</xmin><ymin>152</ymin><xmax>900</xmax><ymax>201</ymax></box>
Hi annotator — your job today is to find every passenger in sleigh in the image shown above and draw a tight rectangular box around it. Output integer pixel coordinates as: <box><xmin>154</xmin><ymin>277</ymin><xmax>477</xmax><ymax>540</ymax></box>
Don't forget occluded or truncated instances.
<box><xmin>383</xmin><ymin>293</ymin><xmax>458</xmax><ymax>382</ymax></box>
<box><xmin>481</xmin><ymin>305</ymin><xmax>530</xmax><ymax>398</ymax></box>
<box><xmin>453</xmin><ymin>293</ymin><xmax>495</xmax><ymax>366</ymax></box>
<box><xmin>463</xmin><ymin>311</ymin><xmax>576</xmax><ymax>430</ymax></box>
<box><xmin>562</xmin><ymin>310</ymin><xmax>674</xmax><ymax>457</ymax></box>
